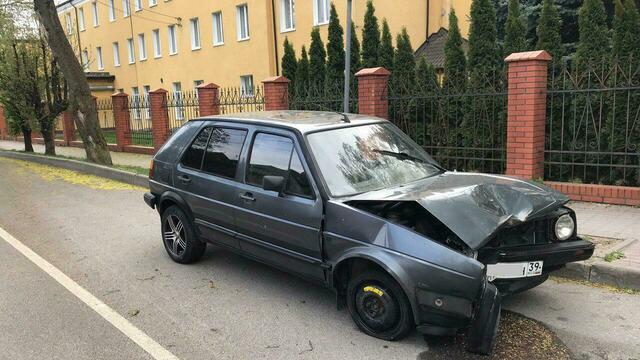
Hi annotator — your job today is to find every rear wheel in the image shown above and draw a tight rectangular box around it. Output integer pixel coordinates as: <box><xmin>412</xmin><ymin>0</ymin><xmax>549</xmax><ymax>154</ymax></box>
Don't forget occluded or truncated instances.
<box><xmin>347</xmin><ymin>269</ymin><xmax>413</xmax><ymax>341</ymax></box>
<box><xmin>161</xmin><ymin>206</ymin><xmax>206</xmax><ymax>264</ymax></box>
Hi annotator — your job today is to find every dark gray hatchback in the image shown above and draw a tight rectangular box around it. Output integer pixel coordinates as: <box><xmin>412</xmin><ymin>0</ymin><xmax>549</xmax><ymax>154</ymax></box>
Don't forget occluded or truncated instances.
<box><xmin>144</xmin><ymin>111</ymin><xmax>594</xmax><ymax>354</ymax></box>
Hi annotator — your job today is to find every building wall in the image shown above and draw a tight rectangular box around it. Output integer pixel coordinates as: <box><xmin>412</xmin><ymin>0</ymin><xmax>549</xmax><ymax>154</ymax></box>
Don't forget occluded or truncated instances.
<box><xmin>58</xmin><ymin>0</ymin><xmax>472</xmax><ymax>96</ymax></box>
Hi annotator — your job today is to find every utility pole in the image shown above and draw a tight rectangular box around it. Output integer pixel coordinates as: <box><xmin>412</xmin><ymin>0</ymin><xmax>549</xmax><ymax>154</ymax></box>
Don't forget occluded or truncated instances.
<box><xmin>343</xmin><ymin>0</ymin><xmax>353</xmax><ymax>113</ymax></box>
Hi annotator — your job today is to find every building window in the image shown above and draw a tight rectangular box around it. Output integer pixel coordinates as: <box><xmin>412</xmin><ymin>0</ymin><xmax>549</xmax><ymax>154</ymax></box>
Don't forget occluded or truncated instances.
<box><xmin>313</xmin><ymin>0</ymin><xmax>329</xmax><ymax>25</ymax></box>
<box><xmin>134</xmin><ymin>0</ymin><xmax>142</xmax><ymax>11</ymax></box>
<box><xmin>152</xmin><ymin>29</ymin><xmax>161</xmax><ymax>58</ymax></box>
<box><xmin>78</xmin><ymin>7</ymin><xmax>86</xmax><ymax>31</ymax></box>
<box><xmin>168</xmin><ymin>25</ymin><xmax>178</xmax><ymax>55</ymax></box>
<box><xmin>149</xmin><ymin>0</ymin><xmax>157</xmax><ymax>6</ymax></box>
<box><xmin>127</xmin><ymin>38</ymin><xmax>135</xmax><ymax>64</ymax></box>
<box><xmin>131</xmin><ymin>87</ymin><xmax>141</xmax><ymax>119</ymax></box>
<box><xmin>212</xmin><ymin>11</ymin><xmax>224</xmax><ymax>45</ymax></box>
<box><xmin>138</xmin><ymin>34</ymin><xmax>147</xmax><ymax>60</ymax></box>
<box><xmin>108</xmin><ymin>0</ymin><xmax>116</xmax><ymax>21</ymax></box>
<box><xmin>172</xmin><ymin>82</ymin><xmax>184</xmax><ymax>120</ymax></box>
<box><xmin>65</xmin><ymin>13</ymin><xmax>73</xmax><ymax>34</ymax></box>
<box><xmin>280</xmin><ymin>0</ymin><xmax>295</xmax><ymax>32</ymax></box>
<box><xmin>91</xmin><ymin>1</ymin><xmax>99</xmax><ymax>27</ymax></box>
<box><xmin>240</xmin><ymin>75</ymin><xmax>254</xmax><ymax>96</ymax></box>
<box><xmin>143</xmin><ymin>85</ymin><xmax>151</xmax><ymax>119</ymax></box>
<box><xmin>190</xmin><ymin>18</ymin><xmax>201</xmax><ymax>50</ymax></box>
<box><xmin>193</xmin><ymin>80</ymin><xmax>204</xmax><ymax>90</ymax></box>
<box><xmin>236</xmin><ymin>4</ymin><xmax>249</xmax><ymax>41</ymax></box>
<box><xmin>123</xmin><ymin>0</ymin><xmax>131</xmax><ymax>17</ymax></box>
<box><xmin>113</xmin><ymin>42</ymin><xmax>121</xmax><ymax>66</ymax></box>
<box><xmin>81</xmin><ymin>49</ymin><xmax>89</xmax><ymax>71</ymax></box>
<box><xmin>96</xmin><ymin>46</ymin><xmax>104</xmax><ymax>70</ymax></box>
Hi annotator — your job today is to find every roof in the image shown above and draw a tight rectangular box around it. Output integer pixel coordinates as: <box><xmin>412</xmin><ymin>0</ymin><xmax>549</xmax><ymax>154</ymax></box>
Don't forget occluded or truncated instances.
<box><xmin>194</xmin><ymin>110</ymin><xmax>386</xmax><ymax>134</ymax></box>
<box><xmin>414</xmin><ymin>28</ymin><xmax>469</xmax><ymax>69</ymax></box>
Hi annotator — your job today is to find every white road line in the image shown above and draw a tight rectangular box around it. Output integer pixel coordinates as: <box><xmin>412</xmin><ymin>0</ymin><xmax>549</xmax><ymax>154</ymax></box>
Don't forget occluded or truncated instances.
<box><xmin>0</xmin><ymin>226</ymin><xmax>180</xmax><ymax>360</ymax></box>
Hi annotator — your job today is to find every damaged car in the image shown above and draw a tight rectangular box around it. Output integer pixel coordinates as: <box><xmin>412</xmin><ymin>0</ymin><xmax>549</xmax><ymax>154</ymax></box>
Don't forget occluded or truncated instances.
<box><xmin>144</xmin><ymin>111</ymin><xmax>594</xmax><ymax>354</ymax></box>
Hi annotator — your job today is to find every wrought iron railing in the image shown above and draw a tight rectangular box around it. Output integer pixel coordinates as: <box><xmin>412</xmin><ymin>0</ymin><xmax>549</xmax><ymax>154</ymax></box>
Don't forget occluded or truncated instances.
<box><xmin>167</xmin><ymin>90</ymin><xmax>200</xmax><ymax>133</ymax></box>
<box><xmin>96</xmin><ymin>98</ymin><xmax>116</xmax><ymax>144</ymax></box>
<box><xmin>128</xmin><ymin>94</ymin><xmax>153</xmax><ymax>147</ymax></box>
<box><xmin>218</xmin><ymin>85</ymin><xmax>265</xmax><ymax>114</ymax></box>
<box><xmin>288</xmin><ymin>80</ymin><xmax>359</xmax><ymax>113</ymax></box>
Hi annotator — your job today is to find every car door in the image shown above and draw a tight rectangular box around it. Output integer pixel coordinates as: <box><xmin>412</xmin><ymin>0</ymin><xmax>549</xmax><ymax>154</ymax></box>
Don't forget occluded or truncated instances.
<box><xmin>234</xmin><ymin>129</ymin><xmax>325</xmax><ymax>281</ymax></box>
<box><xmin>174</xmin><ymin>124</ymin><xmax>249</xmax><ymax>250</ymax></box>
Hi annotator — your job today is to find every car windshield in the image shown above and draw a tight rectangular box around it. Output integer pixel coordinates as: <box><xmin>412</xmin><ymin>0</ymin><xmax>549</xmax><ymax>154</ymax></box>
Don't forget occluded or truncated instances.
<box><xmin>307</xmin><ymin>123</ymin><xmax>442</xmax><ymax>197</ymax></box>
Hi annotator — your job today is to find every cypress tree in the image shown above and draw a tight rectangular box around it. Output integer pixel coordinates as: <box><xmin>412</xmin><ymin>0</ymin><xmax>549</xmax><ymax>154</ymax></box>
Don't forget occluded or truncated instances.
<box><xmin>326</xmin><ymin>3</ymin><xmax>345</xmax><ymax>86</ymax></box>
<box><xmin>378</xmin><ymin>19</ymin><xmax>394</xmax><ymax>70</ymax></box>
<box><xmin>295</xmin><ymin>45</ymin><xmax>310</xmax><ymax>91</ymax></box>
<box><xmin>392</xmin><ymin>28</ymin><xmax>416</xmax><ymax>91</ymax></box>
<box><xmin>575</xmin><ymin>0</ymin><xmax>610</xmax><ymax>68</ymax></box>
<box><xmin>349</xmin><ymin>22</ymin><xmax>362</xmax><ymax>75</ymax></box>
<box><xmin>308</xmin><ymin>28</ymin><xmax>326</xmax><ymax>87</ymax></box>
<box><xmin>536</xmin><ymin>0</ymin><xmax>563</xmax><ymax>61</ymax></box>
<box><xmin>416</xmin><ymin>57</ymin><xmax>438</xmax><ymax>93</ymax></box>
<box><xmin>468</xmin><ymin>0</ymin><xmax>501</xmax><ymax>87</ymax></box>
<box><xmin>504</xmin><ymin>0</ymin><xmax>527</xmax><ymax>55</ymax></box>
<box><xmin>612</xmin><ymin>0</ymin><xmax>640</xmax><ymax>60</ymax></box>
<box><xmin>361</xmin><ymin>1</ymin><xmax>380</xmax><ymax>68</ymax></box>
<box><xmin>281</xmin><ymin>38</ymin><xmax>297</xmax><ymax>85</ymax></box>
<box><xmin>444</xmin><ymin>9</ymin><xmax>467</xmax><ymax>92</ymax></box>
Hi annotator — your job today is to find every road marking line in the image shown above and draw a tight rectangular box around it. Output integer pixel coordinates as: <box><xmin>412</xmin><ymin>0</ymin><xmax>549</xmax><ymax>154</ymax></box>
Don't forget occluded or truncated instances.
<box><xmin>0</xmin><ymin>226</ymin><xmax>180</xmax><ymax>360</ymax></box>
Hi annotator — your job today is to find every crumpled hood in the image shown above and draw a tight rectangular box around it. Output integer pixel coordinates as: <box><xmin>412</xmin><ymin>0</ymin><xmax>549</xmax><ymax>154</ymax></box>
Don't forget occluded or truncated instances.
<box><xmin>345</xmin><ymin>172</ymin><xmax>569</xmax><ymax>250</ymax></box>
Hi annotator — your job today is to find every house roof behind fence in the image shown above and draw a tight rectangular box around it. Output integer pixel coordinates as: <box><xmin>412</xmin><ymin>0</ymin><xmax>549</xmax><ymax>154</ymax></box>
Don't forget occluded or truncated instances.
<box><xmin>414</xmin><ymin>28</ymin><xmax>469</xmax><ymax>70</ymax></box>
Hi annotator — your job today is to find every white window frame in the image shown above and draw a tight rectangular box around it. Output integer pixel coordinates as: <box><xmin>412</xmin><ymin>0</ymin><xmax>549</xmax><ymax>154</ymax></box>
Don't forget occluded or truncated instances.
<box><xmin>152</xmin><ymin>29</ymin><xmax>161</xmax><ymax>58</ymax></box>
<box><xmin>122</xmin><ymin>0</ymin><xmax>131</xmax><ymax>17</ymax></box>
<box><xmin>113</xmin><ymin>42</ymin><xmax>121</xmax><ymax>66</ymax></box>
<box><xmin>212</xmin><ymin>11</ymin><xmax>224</xmax><ymax>46</ymax></box>
<box><xmin>81</xmin><ymin>50</ymin><xmax>89</xmax><ymax>71</ymax></box>
<box><xmin>134</xmin><ymin>0</ymin><xmax>142</xmax><ymax>11</ymax></box>
<box><xmin>96</xmin><ymin>46</ymin><xmax>104</xmax><ymax>70</ymax></box>
<box><xmin>127</xmin><ymin>38</ymin><xmax>135</xmax><ymax>64</ymax></box>
<box><xmin>65</xmin><ymin>13</ymin><xmax>73</xmax><ymax>34</ymax></box>
<box><xmin>168</xmin><ymin>25</ymin><xmax>178</xmax><ymax>55</ymax></box>
<box><xmin>190</xmin><ymin>18</ymin><xmax>201</xmax><ymax>50</ymax></box>
<box><xmin>131</xmin><ymin>87</ymin><xmax>141</xmax><ymax>120</ymax></box>
<box><xmin>280</xmin><ymin>0</ymin><xmax>295</xmax><ymax>32</ymax></box>
<box><xmin>149</xmin><ymin>0</ymin><xmax>157</xmax><ymax>6</ymax></box>
<box><xmin>236</xmin><ymin>4</ymin><xmax>250</xmax><ymax>41</ymax></box>
<box><xmin>172</xmin><ymin>82</ymin><xmax>184</xmax><ymax>120</ymax></box>
<box><xmin>143</xmin><ymin>85</ymin><xmax>151</xmax><ymax>119</ymax></box>
<box><xmin>240</xmin><ymin>75</ymin><xmax>254</xmax><ymax>97</ymax></box>
<box><xmin>312</xmin><ymin>0</ymin><xmax>329</xmax><ymax>26</ymax></box>
<box><xmin>138</xmin><ymin>33</ymin><xmax>147</xmax><ymax>60</ymax></box>
<box><xmin>108</xmin><ymin>0</ymin><xmax>116</xmax><ymax>21</ymax></box>
<box><xmin>78</xmin><ymin>7</ymin><xmax>86</xmax><ymax>31</ymax></box>
<box><xmin>193</xmin><ymin>80</ymin><xmax>204</xmax><ymax>90</ymax></box>
<box><xmin>91</xmin><ymin>1</ymin><xmax>99</xmax><ymax>27</ymax></box>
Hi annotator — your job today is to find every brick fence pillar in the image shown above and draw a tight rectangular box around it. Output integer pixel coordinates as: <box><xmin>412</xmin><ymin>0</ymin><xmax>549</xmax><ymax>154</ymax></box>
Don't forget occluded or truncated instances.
<box><xmin>149</xmin><ymin>88</ymin><xmax>170</xmax><ymax>151</ymax></box>
<box><xmin>112</xmin><ymin>92</ymin><xmax>132</xmax><ymax>151</ymax></box>
<box><xmin>262</xmin><ymin>76</ymin><xmax>290</xmax><ymax>111</ymax></box>
<box><xmin>197</xmin><ymin>83</ymin><xmax>221</xmax><ymax>116</ymax></box>
<box><xmin>355</xmin><ymin>67</ymin><xmax>391</xmax><ymax>119</ymax></box>
<box><xmin>0</xmin><ymin>105</ymin><xmax>7</xmax><ymax>140</ymax></box>
<box><xmin>505</xmin><ymin>50</ymin><xmax>552</xmax><ymax>179</ymax></box>
<box><xmin>62</xmin><ymin>110</ymin><xmax>75</xmax><ymax>145</ymax></box>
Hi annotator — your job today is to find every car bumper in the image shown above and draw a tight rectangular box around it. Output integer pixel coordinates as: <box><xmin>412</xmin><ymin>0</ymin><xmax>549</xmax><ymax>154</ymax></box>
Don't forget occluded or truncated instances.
<box><xmin>143</xmin><ymin>192</ymin><xmax>157</xmax><ymax>209</ymax></box>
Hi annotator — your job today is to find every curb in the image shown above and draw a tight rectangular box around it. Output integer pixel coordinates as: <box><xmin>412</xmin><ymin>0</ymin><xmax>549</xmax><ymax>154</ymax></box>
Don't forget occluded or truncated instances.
<box><xmin>0</xmin><ymin>150</ymin><xmax>149</xmax><ymax>188</ymax></box>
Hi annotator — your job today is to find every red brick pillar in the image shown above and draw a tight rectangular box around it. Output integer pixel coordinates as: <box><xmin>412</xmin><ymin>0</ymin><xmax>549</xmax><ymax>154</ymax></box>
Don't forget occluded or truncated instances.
<box><xmin>149</xmin><ymin>88</ymin><xmax>170</xmax><ymax>151</ymax></box>
<box><xmin>355</xmin><ymin>67</ymin><xmax>391</xmax><ymax>119</ymax></box>
<box><xmin>62</xmin><ymin>110</ymin><xmax>75</xmax><ymax>145</ymax></box>
<box><xmin>0</xmin><ymin>106</ymin><xmax>7</xmax><ymax>140</ymax></box>
<box><xmin>505</xmin><ymin>50</ymin><xmax>552</xmax><ymax>180</ymax></box>
<box><xmin>196</xmin><ymin>83</ymin><xmax>221</xmax><ymax>116</ymax></box>
<box><xmin>112</xmin><ymin>92</ymin><xmax>132</xmax><ymax>151</ymax></box>
<box><xmin>262</xmin><ymin>76</ymin><xmax>290</xmax><ymax>111</ymax></box>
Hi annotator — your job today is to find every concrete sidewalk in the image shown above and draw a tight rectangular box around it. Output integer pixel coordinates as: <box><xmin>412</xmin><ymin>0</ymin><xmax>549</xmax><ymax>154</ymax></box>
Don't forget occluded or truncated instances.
<box><xmin>0</xmin><ymin>140</ymin><xmax>151</xmax><ymax>168</ymax></box>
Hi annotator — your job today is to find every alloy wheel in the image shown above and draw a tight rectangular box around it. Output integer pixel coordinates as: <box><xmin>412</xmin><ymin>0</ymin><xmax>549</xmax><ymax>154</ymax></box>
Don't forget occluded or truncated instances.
<box><xmin>163</xmin><ymin>214</ymin><xmax>187</xmax><ymax>257</ymax></box>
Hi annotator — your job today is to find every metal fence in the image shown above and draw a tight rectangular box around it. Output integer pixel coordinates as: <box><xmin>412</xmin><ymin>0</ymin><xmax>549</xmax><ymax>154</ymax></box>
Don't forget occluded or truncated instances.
<box><xmin>288</xmin><ymin>80</ymin><xmax>359</xmax><ymax>112</ymax></box>
<box><xmin>54</xmin><ymin>116</ymin><xmax>64</xmax><ymax>140</ymax></box>
<box><xmin>128</xmin><ymin>94</ymin><xmax>154</xmax><ymax>147</ymax></box>
<box><xmin>167</xmin><ymin>90</ymin><xmax>200</xmax><ymax>134</ymax></box>
<box><xmin>387</xmin><ymin>71</ymin><xmax>508</xmax><ymax>174</ymax></box>
<box><xmin>96</xmin><ymin>98</ymin><xmax>116</xmax><ymax>144</ymax></box>
<box><xmin>218</xmin><ymin>85</ymin><xmax>265</xmax><ymax>114</ymax></box>
<box><xmin>545</xmin><ymin>58</ymin><xmax>640</xmax><ymax>186</ymax></box>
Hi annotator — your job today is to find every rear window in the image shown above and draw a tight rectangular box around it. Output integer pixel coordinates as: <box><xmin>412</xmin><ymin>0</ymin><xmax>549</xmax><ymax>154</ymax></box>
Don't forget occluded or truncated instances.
<box><xmin>181</xmin><ymin>127</ymin><xmax>212</xmax><ymax>169</ymax></box>
<box><xmin>201</xmin><ymin>128</ymin><xmax>247</xmax><ymax>178</ymax></box>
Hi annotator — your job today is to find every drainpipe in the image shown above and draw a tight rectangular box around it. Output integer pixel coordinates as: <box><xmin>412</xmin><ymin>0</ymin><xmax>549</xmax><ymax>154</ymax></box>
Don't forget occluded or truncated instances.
<box><xmin>271</xmin><ymin>0</ymin><xmax>280</xmax><ymax>76</ymax></box>
<box><xmin>426</xmin><ymin>0</ymin><xmax>430</xmax><ymax>39</ymax></box>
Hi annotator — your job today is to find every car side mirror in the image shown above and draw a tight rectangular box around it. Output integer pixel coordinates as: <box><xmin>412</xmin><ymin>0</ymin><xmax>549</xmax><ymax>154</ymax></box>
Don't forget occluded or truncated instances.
<box><xmin>262</xmin><ymin>175</ymin><xmax>286</xmax><ymax>195</ymax></box>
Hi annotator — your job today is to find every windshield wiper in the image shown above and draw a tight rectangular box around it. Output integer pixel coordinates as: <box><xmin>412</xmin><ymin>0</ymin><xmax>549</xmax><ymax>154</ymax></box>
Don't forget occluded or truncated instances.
<box><xmin>372</xmin><ymin>149</ymin><xmax>426</xmax><ymax>163</ymax></box>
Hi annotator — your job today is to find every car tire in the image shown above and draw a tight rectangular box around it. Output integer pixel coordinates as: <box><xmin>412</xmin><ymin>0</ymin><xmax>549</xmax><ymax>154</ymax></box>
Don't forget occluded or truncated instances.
<box><xmin>161</xmin><ymin>205</ymin><xmax>206</xmax><ymax>264</ymax></box>
<box><xmin>347</xmin><ymin>269</ymin><xmax>413</xmax><ymax>341</ymax></box>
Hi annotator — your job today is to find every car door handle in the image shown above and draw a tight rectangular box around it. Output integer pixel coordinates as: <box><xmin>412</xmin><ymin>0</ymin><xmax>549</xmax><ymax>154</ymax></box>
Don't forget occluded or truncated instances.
<box><xmin>239</xmin><ymin>192</ymin><xmax>255</xmax><ymax>202</ymax></box>
<box><xmin>177</xmin><ymin>175</ymin><xmax>191</xmax><ymax>184</ymax></box>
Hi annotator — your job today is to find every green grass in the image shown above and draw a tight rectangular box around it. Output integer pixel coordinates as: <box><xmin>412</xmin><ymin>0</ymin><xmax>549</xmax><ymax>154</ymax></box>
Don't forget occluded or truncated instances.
<box><xmin>604</xmin><ymin>250</ymin><xmax>625</xmax><ymax>262</ymax></box>
<box><xmin>101</xmin><ymin>130</ymin><xmax>153</xmax><ymax>148</ymax></box>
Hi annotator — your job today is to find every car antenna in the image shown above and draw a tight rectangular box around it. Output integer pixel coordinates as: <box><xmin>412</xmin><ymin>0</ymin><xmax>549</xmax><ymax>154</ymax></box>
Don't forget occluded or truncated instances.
<box><xmin>336</xmin><ymin>112</ymin><xmax>350</xmax><ymax>123</ymax></box>
<box><xmin>311</xmin><ymin>102</ymin><xmax>351</xmax><ymax>123</ymax></box>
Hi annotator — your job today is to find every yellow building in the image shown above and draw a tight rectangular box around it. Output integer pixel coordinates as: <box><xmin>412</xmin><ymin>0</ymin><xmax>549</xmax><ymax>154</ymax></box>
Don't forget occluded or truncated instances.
<box><xmin>56</xmin><ymin>0</ymin><xmax>472</xmax><ymax>100</ymax></box>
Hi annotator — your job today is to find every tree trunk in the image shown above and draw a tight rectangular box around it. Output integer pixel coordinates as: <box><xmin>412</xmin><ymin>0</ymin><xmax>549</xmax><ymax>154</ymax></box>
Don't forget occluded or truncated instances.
<box><xmin>33</xmin><ymin>0</ymin><xmax>112</xmax><ymax>165</ymax></box>
<box><xmin>22</xmin><ymin>128</ymin><xmax>33</xmax><ymax>152</ymax></box>
<box><xmin>40</xmin><ymin>121</ymin><xmax>56</xmax><ymax>155</ymax></box>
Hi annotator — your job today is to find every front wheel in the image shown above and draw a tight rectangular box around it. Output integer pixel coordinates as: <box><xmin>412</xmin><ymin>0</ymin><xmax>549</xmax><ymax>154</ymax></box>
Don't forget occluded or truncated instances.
<box><xmin>161</xmin><ymin>206</ymin><xmax>206</xmax><ymax>264</ymax></box>
<box><xmin>347</xmin><ymin>270</ymin><xmax>413</xmax><ymax>341</ymax></box>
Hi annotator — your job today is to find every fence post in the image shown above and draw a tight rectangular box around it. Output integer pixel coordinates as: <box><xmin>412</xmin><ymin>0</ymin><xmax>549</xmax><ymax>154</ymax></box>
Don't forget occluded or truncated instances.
<box><xmin>504</xmin><ymin>50</ymin><xmax>551</xmax><ymax>180</ymax></box>
<box><xmin>112</xmin><ymin>92</ymin><xmax>132</xmax><ymax>151</ymax></box>
<box><xmin>0</xmin><ymin>105</ymin><xmax>7</xmax><ymax>140</ymax></box>
<box><xmin>196</xmin><ymin>83</ymin><xmax>220</xmax><ymax>116</ymax></box>
<box><xmin>355</xmin><ymin>67</ymin><xmax>391</xmax><ymax>119</ymax></box>
<box><xmin>262</xmin><ymin>76</ymin><xmax>290</xmax><ymax>111</ymax></box>
<box><xmin>62</xmin><ymin>110</ymin><xmax>75</xmax><ymax>145</ymax></box>
<box><xmin>149</xmin><ymin>88</ymin><xmax>170</xmax><ymax>151</ymax></box>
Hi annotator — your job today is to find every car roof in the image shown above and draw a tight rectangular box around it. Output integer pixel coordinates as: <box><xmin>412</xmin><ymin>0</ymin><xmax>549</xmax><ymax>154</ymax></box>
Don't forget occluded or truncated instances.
<box><xmin>190</xmin><ymin>110</ymin><xmax>387</xmax><ymax>134</ymax></box>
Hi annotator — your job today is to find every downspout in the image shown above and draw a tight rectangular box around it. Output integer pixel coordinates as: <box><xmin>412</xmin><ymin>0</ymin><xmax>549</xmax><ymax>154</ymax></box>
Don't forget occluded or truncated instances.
<box><xmin>271</xmin><ymin>0</ymin><xmax>280</xmax><ymax>76</ymax></box>
<box><xmin>70</xmin><ymin>1</ymin><xmax>82</xmax><ymax>58</ymax></box>
<box><xmin>426</xmin><ymin>0</ymin><xmax>430</xmax><ymax>39</ymax></box>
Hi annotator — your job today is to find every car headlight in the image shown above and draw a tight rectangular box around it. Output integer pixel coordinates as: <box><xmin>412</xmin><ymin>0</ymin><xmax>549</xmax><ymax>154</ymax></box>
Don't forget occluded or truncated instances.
<box><xmin>555</xmin><ymin>214</ymin><xmax>575</xmax><ymax>241</ymax></box>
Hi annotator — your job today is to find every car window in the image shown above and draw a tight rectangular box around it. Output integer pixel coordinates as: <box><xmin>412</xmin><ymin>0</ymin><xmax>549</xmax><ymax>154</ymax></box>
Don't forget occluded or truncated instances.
<box><xmin>247</xmin><ymin>133</ymin><xmax>294</xmax><ymax>187</ymax></box>
<box><xmin>201</xmin><ymin>127</ymin><xmax>247</xmax><ymax>178</ymax></box>
<box><xmin>181</xmin><ymin>127</ymin><xmax>212</xmax><ymax>169</ymax></box>
<box><xmin>286</xmin><ymin>150</ymin><xmax>313</xmax><ymax>198</ymax></box>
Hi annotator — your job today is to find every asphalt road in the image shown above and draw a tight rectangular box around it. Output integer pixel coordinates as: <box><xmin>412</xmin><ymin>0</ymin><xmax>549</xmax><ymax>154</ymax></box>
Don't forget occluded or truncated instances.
<box><xmin>0</xmin><ymin>157</ymin><xmax>639</xmax><ymax>360</ymax></box>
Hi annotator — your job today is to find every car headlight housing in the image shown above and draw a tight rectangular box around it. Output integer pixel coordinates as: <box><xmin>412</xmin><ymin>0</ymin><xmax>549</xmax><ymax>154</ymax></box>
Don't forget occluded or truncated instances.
<box><xmin>555</xmin><ymin>214</ymin><xmax>575</xmax><ymax>241</ymax></box>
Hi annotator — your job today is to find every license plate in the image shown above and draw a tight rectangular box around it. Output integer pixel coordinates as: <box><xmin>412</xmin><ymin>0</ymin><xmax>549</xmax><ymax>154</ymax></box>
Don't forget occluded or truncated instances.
<box><xmin>486</xmin><ymin>261</ymin><xmax>544</xmax><ymax>281</ymax></box>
